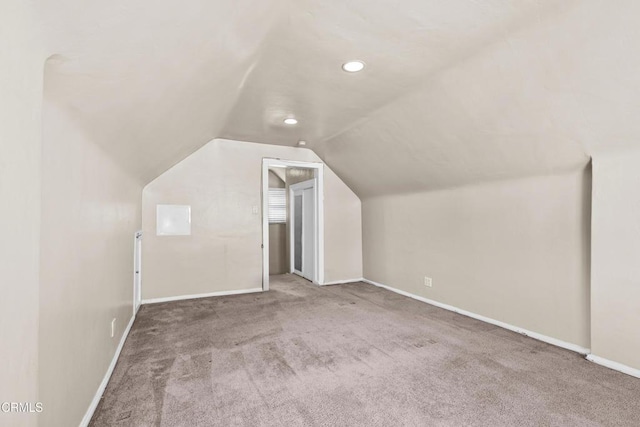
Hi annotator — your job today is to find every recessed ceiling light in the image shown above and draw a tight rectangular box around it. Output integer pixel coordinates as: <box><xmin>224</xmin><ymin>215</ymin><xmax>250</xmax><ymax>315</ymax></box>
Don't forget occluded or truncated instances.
<box><xmin>297</xmin><ymin>140</ymin><xmax>307</xmax><ymax>146</ymax></box>
<box><xmin>342</xmin><ymin>60</ymin><xmax>365</xmax><ymax>73</ymax></box>
<box><xmin>284</xmin><ymin>118</ymin><xmax>298</xmax><ymax>125</ymax></box>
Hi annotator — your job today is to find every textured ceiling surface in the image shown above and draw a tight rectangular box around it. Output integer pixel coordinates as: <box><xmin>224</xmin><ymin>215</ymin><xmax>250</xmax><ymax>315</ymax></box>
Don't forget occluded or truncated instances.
<box><xmin>39</xmin><ymin>0</ymin><xmax>640</xmax><ymax>196</ymax></box>
<box><xmin>40</xmin><ymin>0</ymin><xmax>283</xmax><ymax>182</ymax></box>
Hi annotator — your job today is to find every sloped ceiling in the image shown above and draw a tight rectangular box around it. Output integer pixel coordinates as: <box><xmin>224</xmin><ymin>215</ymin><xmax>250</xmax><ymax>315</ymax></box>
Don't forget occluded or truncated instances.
<box><xmin>39</xmin><ymin>0</ymin><xmax>283</xmax><ymax>183</ymax></box>
<box><xmin>38</xmin><ymin>0</ymin><xmax>640</xmax><ymax>195</ymax></box>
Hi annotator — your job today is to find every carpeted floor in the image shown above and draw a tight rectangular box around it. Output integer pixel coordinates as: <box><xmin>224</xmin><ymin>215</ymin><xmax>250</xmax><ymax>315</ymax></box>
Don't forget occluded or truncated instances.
<box><xmin>90</xmin><ymin>274</ymin><xmax>640</xmax><ymax>426</ymax></box>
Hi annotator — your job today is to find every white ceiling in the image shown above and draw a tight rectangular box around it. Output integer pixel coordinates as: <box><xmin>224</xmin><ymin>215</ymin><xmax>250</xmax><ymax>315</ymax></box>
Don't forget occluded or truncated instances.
<box><xmin>38</xmin><ymin>0</ymin><xmax>640</xmax><ymax>196</ymax></box>
<box><xmin>39</xmin><ymin>0</ymin><xmax>282</xmax><ymax>182</ymax></box>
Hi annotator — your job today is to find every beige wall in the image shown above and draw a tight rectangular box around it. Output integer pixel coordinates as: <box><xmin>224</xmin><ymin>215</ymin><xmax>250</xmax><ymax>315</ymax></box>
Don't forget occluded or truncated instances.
<box><xmin>268</xmin><ymin>170</ymin><xmax>285</xmax><ymax>188</ymax></box>
<box><xmin>591</xmin><ymin>150</ymin><xmax>640</xmax><ymax>370</ymax></box>
<box><xmin>363</xmin><ymin>169</ymin><xmax>591</xmax><ymax>348</ymax></box>
<box><xmin>142</xmin><ymin>138</ymin><xmax>362</xmax><ymax>300</ymax></box>
<box><xmin>268</xmin><ymin>169</ymin><xmax>287</xmax><ymax>274</ymax></box>
<box><xmin>38</xmin><ymin>65</ymin><xmax>143</xmax><ymax>427</ymax></box>
<box><xmin>269</xmin><ymin>223</ymin><xmax>288</xmax><ymax>275</ymax></box>
<box><xmin>0</xmin><ymin>3</ymin><xmax>42</xmax><ymax>426</ymax></box>
<box><xmin>324</xmin><ymin>168</ymin><xmax>365</xmax><ymax>283</ymax></box>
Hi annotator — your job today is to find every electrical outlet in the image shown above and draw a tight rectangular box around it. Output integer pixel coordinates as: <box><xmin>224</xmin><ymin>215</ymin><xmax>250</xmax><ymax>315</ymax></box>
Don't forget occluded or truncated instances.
<box><xmin>424</xmin><ymin>276</ymin><xmax>433</xmax><ymax>288</ymax></box>
<box><xmin>252</xmin><ymin>205</ymin><xmax>259</xmax><ymax>215</ymax></box>
<box><xmin>111</xmin><ymin>318</ymin><xmax>116</xmax><ymax>338</ymax></box>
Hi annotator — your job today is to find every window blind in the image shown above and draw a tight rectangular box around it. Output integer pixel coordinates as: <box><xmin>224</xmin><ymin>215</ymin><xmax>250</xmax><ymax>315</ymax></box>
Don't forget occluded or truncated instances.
<box><xmin>268</xmin><ymin>188</ymin><xmax>287</xmax><ymax>223</ymax></box>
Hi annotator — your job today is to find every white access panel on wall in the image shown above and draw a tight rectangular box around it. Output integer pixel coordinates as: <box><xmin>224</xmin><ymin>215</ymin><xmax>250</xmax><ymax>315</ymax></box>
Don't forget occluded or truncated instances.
<box><xmin>156</xmin><ymin>204</ymin><xmax>191</xmax><ymax>236</ymax></box>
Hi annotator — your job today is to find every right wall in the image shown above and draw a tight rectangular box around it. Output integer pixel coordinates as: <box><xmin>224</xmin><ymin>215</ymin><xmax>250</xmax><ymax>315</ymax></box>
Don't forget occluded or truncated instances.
<box><xmin>363</xmin><ymin>168</ymin><xmax>591</xmax><ymax>349</ymax></box>
<box><xmin>591</xmin><ymin>150</ymin><xmax>640</xmax><ymax>371</ymax></box>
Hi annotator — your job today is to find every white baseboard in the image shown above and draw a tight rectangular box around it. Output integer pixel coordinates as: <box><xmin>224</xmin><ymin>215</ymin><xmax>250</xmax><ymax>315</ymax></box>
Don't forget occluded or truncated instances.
<box><xmin>80</xmin><ymin>314</ymin><xmax>135</xmax><ymax>427</ymax></box>
<box><xmin>322</xmin><ymin>278</ymin><xmax>364</xmax><ymax>286</ymax></box>
<box><xmin>141</xmin><ymin>287</ymin><xmax>263</xmax><ymax>305</ymax></box>
<box><xmin>362</xmin><ymin>278</ymin><xmax>590</xmax><ymax>355</ymax></box>
<box><xmin>586</xmin><ymin>354</ymin><xmax>640</xmax><ymax>379</ymax></box>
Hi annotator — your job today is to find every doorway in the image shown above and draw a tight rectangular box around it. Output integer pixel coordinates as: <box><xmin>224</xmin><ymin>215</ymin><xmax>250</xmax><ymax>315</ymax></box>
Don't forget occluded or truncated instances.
<box><xmin>290</xmin><ymin>179</ymin><xmax>316</xmax><ymax>281</ymax></box>
<box><xmin>261</xmin><ymin>159</ymin><xmax>324</xmax><ymax>291</ymax></box>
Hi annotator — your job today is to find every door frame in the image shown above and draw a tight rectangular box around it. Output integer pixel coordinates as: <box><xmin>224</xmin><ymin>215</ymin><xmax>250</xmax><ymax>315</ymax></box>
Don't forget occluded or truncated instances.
<box><xmin>289</xmin><ymin>179</ymin><xmax>316</xmax><ymax>280</ymax></box>
<box><xmin>261</xmin><ymin>158</ymin><xmax>324</xmax><ymax>291</ymax></box>
<box><xmin>133</xmin><ymin>230</ymin><xmax>142</xmax><ymax>315</ymax></box>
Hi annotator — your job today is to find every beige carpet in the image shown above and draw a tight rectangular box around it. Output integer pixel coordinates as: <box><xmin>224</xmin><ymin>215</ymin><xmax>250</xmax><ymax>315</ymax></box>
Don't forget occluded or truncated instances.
<box><xmin>90</xmin><ymin>274</ymin><xmax>640</xmax><ymax>426</ymax></box>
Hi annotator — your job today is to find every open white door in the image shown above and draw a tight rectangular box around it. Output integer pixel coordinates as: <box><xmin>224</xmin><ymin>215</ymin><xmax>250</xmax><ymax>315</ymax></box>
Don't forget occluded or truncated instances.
<box><xmin>290</xmin><ymin>179</ymin><xmax>316</xmax><ymax>282</ymax></box>
<box><xmin>133</xmin><ymin>230</ymin><xmax>142</xmax><ymax>314</ymax></box>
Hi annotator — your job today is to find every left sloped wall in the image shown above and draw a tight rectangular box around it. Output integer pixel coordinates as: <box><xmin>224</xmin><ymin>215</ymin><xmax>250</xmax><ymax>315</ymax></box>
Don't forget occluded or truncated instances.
<box><xmin>38</xmin><ymin>62</ymin><xmax>143</xmax><ymax>427</ymax></box>
<box><xmin>0</xmin><ymin>2</ymin><xmax>42</xmax><ymax>426</ymax></box>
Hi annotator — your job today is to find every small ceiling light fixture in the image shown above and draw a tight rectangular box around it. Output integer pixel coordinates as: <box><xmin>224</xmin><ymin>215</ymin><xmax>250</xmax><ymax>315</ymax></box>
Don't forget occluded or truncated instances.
<box><xmin>297</xmin><ymin>140</ymin><xmax>307</xmax><ymax>146</ymax></box>
<box><xmin>284</xmin><ymin>118</ymin><xmax>298</xmax><ymax>125</ymax></box>
<box><xmin>342</xmin><ymin>60</ymin><xmax>365</xmax><ymax>73</ymax></box>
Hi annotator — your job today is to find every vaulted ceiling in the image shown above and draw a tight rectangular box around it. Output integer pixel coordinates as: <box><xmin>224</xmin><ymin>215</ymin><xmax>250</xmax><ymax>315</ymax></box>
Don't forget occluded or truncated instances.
<box><xmin>39</xmin><ymin>0</ymin><xmax>640</xmax><ymax>196</ymax></box>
